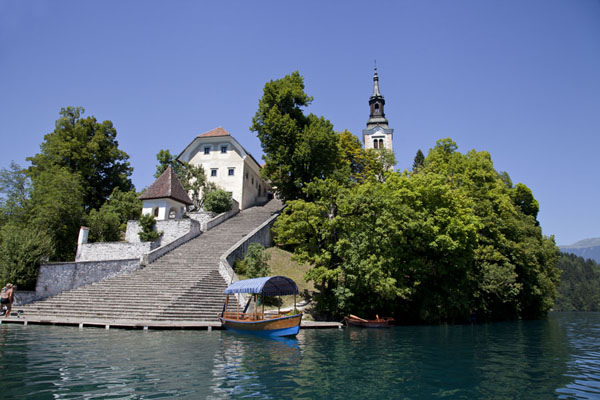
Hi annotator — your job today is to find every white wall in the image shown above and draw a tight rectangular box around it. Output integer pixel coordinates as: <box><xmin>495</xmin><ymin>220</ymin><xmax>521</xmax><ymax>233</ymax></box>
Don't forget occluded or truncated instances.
<box><xmin>141</xmin><ymin>198</ymin><xmax>186</xmax><ymax>220</ymax></box>
<box><xmin>182</xmin><ymin>136</ymin><xmax>269</xmax><ymax>209</ymax></box>
<box><xmin>364</xmin><ymin>131</ymin><xmax>393</xmax><ymax>150</ymax></box>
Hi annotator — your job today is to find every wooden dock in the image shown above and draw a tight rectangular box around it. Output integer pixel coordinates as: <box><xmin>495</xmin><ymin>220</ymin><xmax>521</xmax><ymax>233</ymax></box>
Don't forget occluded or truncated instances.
<box><xmin>0</xmin><ymin>316</ymin><xmax>343</xmax><ymax>331</ymax></box>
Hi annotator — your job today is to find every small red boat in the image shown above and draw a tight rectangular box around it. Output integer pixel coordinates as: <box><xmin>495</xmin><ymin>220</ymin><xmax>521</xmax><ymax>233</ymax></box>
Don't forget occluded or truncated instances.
<box><xmin>344</xmin><ymin>314</ymin><xmax>394</xmax><ymax>328</ymax></box>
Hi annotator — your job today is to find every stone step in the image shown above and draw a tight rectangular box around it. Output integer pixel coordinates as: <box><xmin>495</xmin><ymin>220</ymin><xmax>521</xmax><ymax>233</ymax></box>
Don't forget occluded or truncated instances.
<box><xmin>21</xmin><ymin>199</ymin><xmax>283</xmax><ymax>322</ymax></box>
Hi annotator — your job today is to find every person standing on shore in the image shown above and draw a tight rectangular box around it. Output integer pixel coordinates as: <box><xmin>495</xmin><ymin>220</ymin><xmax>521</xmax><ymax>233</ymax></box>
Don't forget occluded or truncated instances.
<box><xmin>1</xmin><ymin>283</ymin><xmax>15</xmax><ymax>318</ymax></box>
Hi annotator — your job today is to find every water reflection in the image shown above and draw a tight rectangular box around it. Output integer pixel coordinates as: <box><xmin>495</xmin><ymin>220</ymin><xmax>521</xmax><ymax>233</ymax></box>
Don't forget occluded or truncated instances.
<box><xmin>0</xmin><ymin>314</ymin><xmax>598</xmax><ymax>399</ymax></box>
<box><xmin>555</xmin><ymin>313</ymin><xmax>600</xmax><ymax>398</ymax></box>
<box><xmin>211</xmin><ymin>332</ymin><xmax>301</xmax><ymax>398</ymax></box>
<box><xmin>210</xmin><ymin>319</ymin><xmax>575</xmax><ymax>399</ymax></box>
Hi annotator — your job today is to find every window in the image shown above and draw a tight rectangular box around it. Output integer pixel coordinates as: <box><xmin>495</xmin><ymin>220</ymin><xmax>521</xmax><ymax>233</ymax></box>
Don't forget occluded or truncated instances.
<box><xmin>251</xmin><ymin>177</ymin><xmax>254</xmax><ymax>184</ymax></box>
<box><xmin>204</xmin><ymin>147</ymin><xmax>210</xmax><ymax>155</ymax></box>
<box><xmin>373</xmin><ymin>139</ymin><xmax>379</xmax><ymax>149</ymax></box>
<box><xmin>379</xmin><ymin>139</ymin><xmax>384</xmax><ymax>148</ymax></box>
<box><xmin>221</xmin><ymin>146</ymin><xmax>228</xmax><ymax>154</ymax></box>
<box><xmin>211</xmin><ymin>169</ymin><xmax>217</xmax><ymax>177</ymax></box>
<box><xmin>228</xmin><ymin>168</ymin><xmax>235</xmax><ymax>176</ymax></box>
<box><xmin>153</xmin><ymin>207</ymin><xmax>159</xmax><ymax>217</ymax></box>
<box><xmin>245</xmin><ymin>172</ymin><xmax>249</xmax><ymax>179</ymax></box>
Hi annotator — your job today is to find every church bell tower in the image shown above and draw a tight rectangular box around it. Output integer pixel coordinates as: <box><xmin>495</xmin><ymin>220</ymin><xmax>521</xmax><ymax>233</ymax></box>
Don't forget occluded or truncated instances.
<box><xmin>362</xmin><ymin>66</ymin><xmax>394</xmax><ymax>151</ymax></box>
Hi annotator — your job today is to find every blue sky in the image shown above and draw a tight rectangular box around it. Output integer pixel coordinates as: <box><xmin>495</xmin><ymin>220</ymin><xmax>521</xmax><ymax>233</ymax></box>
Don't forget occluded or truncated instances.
<box><xmin>1</xmin><ymin>1</ymin><xmax>599</xmax><ymax>245</ymax></box>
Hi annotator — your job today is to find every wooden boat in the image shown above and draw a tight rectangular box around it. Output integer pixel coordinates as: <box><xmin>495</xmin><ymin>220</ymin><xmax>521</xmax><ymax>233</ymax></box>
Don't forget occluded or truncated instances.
<box><xmin>344</xmin><ymin>314</ymin><xmax>394</xmax><ymax>328</ymax></box>
<box><xmin>219</xmin><ymin>276</ymin><xmax>303</xmax><ymax>337</ymax></box>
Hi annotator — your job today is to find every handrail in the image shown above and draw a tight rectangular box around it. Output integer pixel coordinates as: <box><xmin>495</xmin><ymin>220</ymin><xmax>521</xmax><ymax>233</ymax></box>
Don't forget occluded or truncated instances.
<box><xmin>222</xmin><ymin>311</ymin><xmax>292</xmax><ymax>321</ymax></box>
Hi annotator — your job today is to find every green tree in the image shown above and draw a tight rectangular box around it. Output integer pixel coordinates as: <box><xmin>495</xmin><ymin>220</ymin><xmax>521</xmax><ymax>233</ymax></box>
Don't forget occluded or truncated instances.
<box><xmin>27</xmin><ymin>106</ymin><xmax>133</xmax><ymax>211</ymax></box>
<box><xmin>554</xmin><ymin>253</ymin><xmax>600</xmax><ymax>311</ymax></box>
<box><xmin>87</xmin><ymin>207</ymin><xmax>121</xmax><ymax>243</ymax></box>
<box><xmin>0</xmin><ymin>162</ymin><xmax>31</xmax><ymax>226</ymax></box>
<box><xmin>511</xmin><ymin>183</ymin><xmax>540</xmax><ymax>219</ymax></box>
<box><xmin>337</xmin><ymin>131</ymin><xmax>396</xmax><ymax>184</ymax></box>
<box><xmin>154</xmin><ymin>149</ymin><xmax>184</xmax><ymax>179</ymax></box>
<box><xmin>412</xmin><ymin>149</ymin><xmax>425</xmax><ymax>171</ymax></box>
<box><xmin>421</xmin><ymin>138</ymin><xmax>560</xmax><ymax>320</ymax></box>
<box><xmin>154</xmin><ymin>149</ymin><xmax>207</xmax><ymax>209</ymax></box>
<box><xmin>29</xmin><ymin>167</ymin><xmax>85</xmax><ymax>261</ymax></box>
<box><xmin>236</xmin><ymin>243</ymin><xmax>271</xmax><ymax>278</ymax></box>
<box><xmin>251</xmin><ymin>71</ymin><xmax>340</xmax><ymax>201</ymax></box>
<box><xmin>138</xmin><ymin>213</ymin><xmax>161</xmax><ymax>242</ymax></box>
<box><xmin>0</xmin><ymin>223</ymin><xmax>54</xmax><ymax>290</ymax></box>
<box><xmin>274</xmin><ymin>173</ymin><xmax>479</xmax><ymax>321</ymax></box>
<box><xmin>103</xmin><ymin>188</ymin><xmax>143</xmax><ymax>231</ymax></box>
<box><xmin>203</xmin><ymin>189</ymin><xmax>233</xmax><ymax>214</ymax></box>
<box><xmin>273</xmin><ymin>137</ymin><xmax>560</xmax><ymax>322</ymax></box>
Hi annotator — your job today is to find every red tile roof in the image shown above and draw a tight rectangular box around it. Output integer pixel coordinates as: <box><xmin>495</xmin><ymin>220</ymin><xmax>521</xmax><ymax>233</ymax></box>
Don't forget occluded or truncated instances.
<box><xmin>139</xmin><ymin>165</ymin><xmax>193</xmax><ymax>205</ymax></box>
<box><xmin>197</xmin><ymin>126</ymin><xmax>230</xmax><ymax>138</ymax></box>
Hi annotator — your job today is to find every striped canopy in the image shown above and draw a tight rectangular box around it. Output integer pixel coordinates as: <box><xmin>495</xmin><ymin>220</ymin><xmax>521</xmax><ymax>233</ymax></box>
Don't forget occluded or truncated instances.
<box><xmin>224</xmin><ymin>276</ymin><xmax>299</xmax><ymax>296</ymax></box>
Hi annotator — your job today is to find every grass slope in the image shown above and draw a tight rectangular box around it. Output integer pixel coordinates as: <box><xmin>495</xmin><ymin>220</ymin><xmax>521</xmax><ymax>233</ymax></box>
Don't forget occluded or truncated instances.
<box><xmin>264</xmin><ymin>247</ymin><xmax>314</xmax><ymax>295</ymax></box>
<box><xmin>234</xmin><ymin>247</ymin><xmax>314</xmax><ymax>312</ymax></box>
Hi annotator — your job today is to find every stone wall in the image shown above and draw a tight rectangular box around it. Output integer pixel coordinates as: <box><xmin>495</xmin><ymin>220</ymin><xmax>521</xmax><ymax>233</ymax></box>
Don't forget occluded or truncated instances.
<box><xmin>125</xmin><ymin>218</ymin><xmax>201</xmax><ymax>244</ymax></box>
<box><xmin>202</xmin><ymin>200</ymin><xmax>240</xmax><ymax>231</ymax></box>
<box><xmin>76</xmin><ymin>242</ymin><xmax>156</xmax><ymax>262</ymax></box>
<box><xmin>76</xmin><ymin>219</ymin><xmax>202</xmax><ymax>262</ymax></box>
<box><xmin>34</xmin><ymin>259</ymin><xmax>141</xmax><ymax>300</ymax></box>
<box><xmin>13</xmin><ymin>291</ymin><xmax>37</xmax><ymax>306</ymax></box>
<box><xmin>218</xmin><ymin>210</ymin><xmax>281</xmax><ymax>307</ymax></box>
<box><xmin>187</xmin><ymin>211</ymin><xmax>216</xmax><ymax>225</ymax></box>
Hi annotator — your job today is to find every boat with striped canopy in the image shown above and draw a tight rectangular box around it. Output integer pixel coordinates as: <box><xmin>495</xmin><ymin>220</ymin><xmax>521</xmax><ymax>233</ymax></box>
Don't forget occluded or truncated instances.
<box><xmin>219</xmin><ymin>276</ymin><xmax>303</xmax><ymax>337</ymax></box>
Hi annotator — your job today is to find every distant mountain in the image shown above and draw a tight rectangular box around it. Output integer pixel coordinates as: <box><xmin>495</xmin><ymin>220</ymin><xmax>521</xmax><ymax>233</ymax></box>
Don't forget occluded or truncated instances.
<box><xmin>559</xmin><ymin>238</ymin><xmax>600</xmax><ymax>263</ymax></box>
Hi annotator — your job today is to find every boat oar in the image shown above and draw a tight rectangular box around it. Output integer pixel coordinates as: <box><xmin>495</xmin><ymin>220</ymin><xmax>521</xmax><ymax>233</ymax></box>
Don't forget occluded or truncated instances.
<box><xmin>349</xmin><ymin>314</ymin><xmax>368</xmax><ymax>322</ymax></box>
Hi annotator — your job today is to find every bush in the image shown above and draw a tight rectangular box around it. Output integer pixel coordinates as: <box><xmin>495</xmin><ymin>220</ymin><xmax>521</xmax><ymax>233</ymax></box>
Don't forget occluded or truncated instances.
<box><xmin>87</xmin><ymin>208</ymin><xmax>121</xmax><ymax>242</ymax></box>
<box><xmin>0</xmin><ymin>223</ymin><xmax>54</xmax><ymax>290</ymax></box>
<box><xmin>138</xmin><ymin>213</ymin><xmax>161</xmax><ymax>242</ymax></box>
<box><xmin>236</xmin><ymin>243</ymin><xmax>271</xmax><ymax>279</ymax></box>
<box><xmin>203</xmin><ymin>189</ymin><xmax>233</xmax><ymax>214</ymax></box>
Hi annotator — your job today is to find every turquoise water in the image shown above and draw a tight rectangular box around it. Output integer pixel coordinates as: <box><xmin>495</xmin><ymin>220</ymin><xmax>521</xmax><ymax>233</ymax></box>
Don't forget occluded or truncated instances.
<box><xmin>0</xmin><ymin>312</ymin><xmax>599</xmax><ymax>399</ymax></box>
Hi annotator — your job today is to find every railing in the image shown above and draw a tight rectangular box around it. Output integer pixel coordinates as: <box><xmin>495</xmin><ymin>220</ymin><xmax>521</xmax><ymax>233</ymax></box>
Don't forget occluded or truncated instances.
<box><xmin>222</xmin><ymin>311</ymin><xmax>264</xmax><ymax>321</ymax></box>
<box><xmin>222</xmin><ymin>311</ymin><xmax>296</xmax><ymax>321</ymax></box>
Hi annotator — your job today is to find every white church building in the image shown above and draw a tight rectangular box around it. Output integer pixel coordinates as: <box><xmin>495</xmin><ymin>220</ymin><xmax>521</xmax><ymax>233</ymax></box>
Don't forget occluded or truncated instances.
<box><xmin>177</xmin><ymin>127</ymin><xmax>270</xmax><ymax>210</ymax></box>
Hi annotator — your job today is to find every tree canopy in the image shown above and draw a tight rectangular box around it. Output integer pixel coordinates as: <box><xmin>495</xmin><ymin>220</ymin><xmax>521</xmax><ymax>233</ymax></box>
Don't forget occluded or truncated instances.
<box><xmin>154</xmin><ymin>149</ymin><xmax>207</xmax><ymax>209</ymax></box>
<box><xmin>273</xmin><ymin>137</ymin><xmax>560</xmax><ymax>323</ymax></box>
<box><xmin>0</xmin><ymin>107</ymin><xmax>138</xmax><ymax>285</ymax></box>
<box><xmin>251</xmin><ymin>72</ymin><xmax>341</xmax><ymax>201</ymax></box>
<box><xmin>27</xmin><ymin>106</ymin><xmax>133</xmax><ymax>211</ymax></box>
<box><xmin>554</xmin><ymin>252</ymin><xmax>600</xmax><ymax>311</ymax></box>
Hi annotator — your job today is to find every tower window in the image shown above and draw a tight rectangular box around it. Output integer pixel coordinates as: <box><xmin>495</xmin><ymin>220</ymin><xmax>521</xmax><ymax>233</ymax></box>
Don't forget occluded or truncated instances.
<box><xmin>204</xmin><ymin>147</ymin><xmax>210</xmax><ymax>155</ymax></box>
<box><xmin>221</xmin><ymin>146</ymin><xmax>228</xmax><ymax>153</ymax></box>
<box><xmin>211</xmin><ymin>169</ymin><xmax>217</xmax><ymax>177</ymax></box>
<box><xmin>373</xmin><ymin>139</ymin><xmax>379</xmax><ymax>149</ymax></box>
<box><xmin>228</xmin><ymin>168</ymin><xmax>235</xmax><ymax>176</ymax></box>
<box><xmin>375</xmin><ymin>104</ymin><xmax>379</xmax><ymax>112</ymax></box>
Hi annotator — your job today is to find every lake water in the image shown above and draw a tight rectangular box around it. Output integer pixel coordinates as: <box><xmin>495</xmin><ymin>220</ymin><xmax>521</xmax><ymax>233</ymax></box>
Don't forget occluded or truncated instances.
<box><xmin>0</xmin><ymin>312</ymin><xmax>599</xmax><ymax>399</ymax></box>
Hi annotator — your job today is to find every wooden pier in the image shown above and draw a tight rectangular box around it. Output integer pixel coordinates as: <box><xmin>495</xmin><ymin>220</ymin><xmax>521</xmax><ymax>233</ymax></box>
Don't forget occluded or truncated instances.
<box><xmin>0</xmin><ymin>316</ymin><xmax>343</xmax><ymax>330</ymax></box>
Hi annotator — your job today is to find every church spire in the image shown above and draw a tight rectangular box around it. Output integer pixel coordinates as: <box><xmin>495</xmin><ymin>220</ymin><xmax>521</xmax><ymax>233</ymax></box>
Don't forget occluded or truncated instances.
<box><xmin>362</xmin><ymin>65</ymin><xmax>394</xmax><ymax>151</ymax></box>
<box><xmin>372</xmin><ymin>65</ymin><xmax>382</xmax><ymax>98</ymax></box>
<box><xmin>366</xmin><ymin>65</ymin><xmax>389</xmax><ymax>129</ymax></box>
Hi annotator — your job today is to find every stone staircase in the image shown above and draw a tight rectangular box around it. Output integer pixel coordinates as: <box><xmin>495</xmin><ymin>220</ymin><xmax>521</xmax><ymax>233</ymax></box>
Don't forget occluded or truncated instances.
<box><xmin>20</xmin><ymin>199</ymin><xmax>283</xmax><ymax>322</ymax></box>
